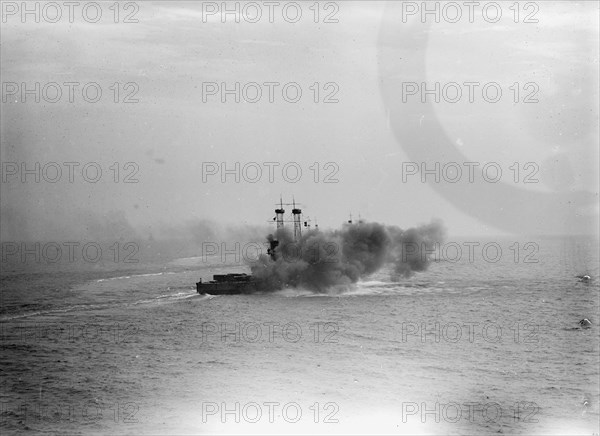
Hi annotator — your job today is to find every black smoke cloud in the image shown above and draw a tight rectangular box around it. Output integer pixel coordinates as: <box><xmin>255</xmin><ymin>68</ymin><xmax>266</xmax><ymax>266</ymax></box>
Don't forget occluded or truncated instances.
<box><xmin>387</xmin><ymin>220</ymin><xmax>447</xmax><ymax>279</ymax></box>
<box><xmin>250</xmin><ymin>220</ymin><xmax>446</xmax><ymax>292</ymax></box>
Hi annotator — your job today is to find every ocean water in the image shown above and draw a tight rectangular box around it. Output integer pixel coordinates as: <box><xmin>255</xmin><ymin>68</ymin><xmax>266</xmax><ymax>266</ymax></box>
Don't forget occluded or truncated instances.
<box><xmin>1</xmin><ymin>236</ymin><xmax>598</xmax><ymax>435</ymax></box>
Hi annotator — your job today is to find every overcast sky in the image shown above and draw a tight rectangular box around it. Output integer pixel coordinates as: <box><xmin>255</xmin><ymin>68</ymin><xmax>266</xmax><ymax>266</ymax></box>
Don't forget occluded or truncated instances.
<box><xmin>1</xmin><ymin>1</ymin><xmax>598</xmax><ymax>241</ymax></box>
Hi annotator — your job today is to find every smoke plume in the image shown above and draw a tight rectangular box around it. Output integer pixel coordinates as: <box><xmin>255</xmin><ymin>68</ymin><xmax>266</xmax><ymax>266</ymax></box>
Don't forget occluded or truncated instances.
<box><xmin>250</xmin><ymin>220</ymin><xmax>446</xmax><ymax>292</ymax></box>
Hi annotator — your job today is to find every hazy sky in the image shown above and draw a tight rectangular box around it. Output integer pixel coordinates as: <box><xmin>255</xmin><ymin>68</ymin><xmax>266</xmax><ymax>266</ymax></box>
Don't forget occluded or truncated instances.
<box><xmin>1</xmin><ymin>1</ymin><xmax>598</xmax><ymax>241</ymax></box>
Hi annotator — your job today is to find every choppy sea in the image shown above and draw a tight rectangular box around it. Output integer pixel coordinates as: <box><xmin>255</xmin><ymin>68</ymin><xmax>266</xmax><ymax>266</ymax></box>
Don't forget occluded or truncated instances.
<box><xmin>1</xmin><ymin>236</ymin><xmax>598</xmax><ymax>435</ymax></box>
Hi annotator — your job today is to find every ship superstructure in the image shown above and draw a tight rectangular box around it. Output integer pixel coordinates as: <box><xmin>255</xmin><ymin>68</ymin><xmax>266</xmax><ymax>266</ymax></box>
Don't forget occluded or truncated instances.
<box><xmin>196</xmin><ymin>198</ymin><xmax>311</xmax><ymax>295</ymax></box>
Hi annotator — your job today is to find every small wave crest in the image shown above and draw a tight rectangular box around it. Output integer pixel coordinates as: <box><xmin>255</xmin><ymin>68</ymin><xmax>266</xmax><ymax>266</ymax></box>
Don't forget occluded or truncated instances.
<box><xmin>96</xmin><ymin>272</ymin><xmax>176</xmax><ymax>282</ymax></box>
<box><xmin>271</xmin><ymin>281</ymin><xmax>408</xmax><ymax>297</ymax></box>
<box><xmin>0</xmin><ymin>290</ymin><xmax>212</xmax><ymax>320</ymax></box>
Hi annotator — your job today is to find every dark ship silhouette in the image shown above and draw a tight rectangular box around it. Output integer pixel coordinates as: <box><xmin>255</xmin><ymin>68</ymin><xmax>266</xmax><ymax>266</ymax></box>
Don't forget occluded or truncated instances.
<box><xmin>196</xmin><ymin>199</ymin><xmax>313</xmax><ymax>295</ymax></box>
<box><xmin>196</xmin><ymin>273</ymin><xmax>262</xmax><ymax>295</ymax></box>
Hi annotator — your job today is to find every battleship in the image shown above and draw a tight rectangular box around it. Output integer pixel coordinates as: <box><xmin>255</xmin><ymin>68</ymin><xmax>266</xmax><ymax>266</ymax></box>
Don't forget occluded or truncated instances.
<box><xmin>196</xmin><ymin>199</ymin><xmax>312</xmax><ymax>295</ymax></box>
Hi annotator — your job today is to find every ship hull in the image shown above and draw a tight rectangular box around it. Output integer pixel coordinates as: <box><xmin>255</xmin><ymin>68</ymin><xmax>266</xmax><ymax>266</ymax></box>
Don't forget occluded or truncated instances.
<box><xmin>196</xmin><ymin>281</ymin><xmax>260</xmax><ymax>295</ymax></box>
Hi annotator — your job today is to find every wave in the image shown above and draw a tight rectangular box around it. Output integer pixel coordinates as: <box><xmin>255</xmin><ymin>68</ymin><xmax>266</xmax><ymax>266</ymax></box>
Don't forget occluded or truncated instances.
<box><xmin>0</xmin><ymin>302</ymin><xmax>114</xmax><ymax>321</ymax></box>
<box><xmin>0</xmin><ymin>290</ymin><xmax>211</xmax><ymax>321</ymax></box>
<box><xmin>269</xmin><ymin>280</ymin><xmax>488</xmax><ymax>298</ymax></box>
<box><xmin>359</xmin><ymin>280</ymin><xmax>391</xmax><ymax>287</ymax></box>
<box><xmin>128</xmin><ymin>291</ymin><xmax>200</xmax><ymax>306</ymax></box>
<box><xmin>271</xmin><ymin>281</ymin><xmax>408</xmax><ymax>298</ymax></box>
<box><xmin>95</xmin><ymin>271</ymin><xmax>177</xmax><ymax>282</ymax></box>
<box><xmin>272</xmin><ymin>288</ymin><xmax>317</xmax><ymax>298</ymax></box>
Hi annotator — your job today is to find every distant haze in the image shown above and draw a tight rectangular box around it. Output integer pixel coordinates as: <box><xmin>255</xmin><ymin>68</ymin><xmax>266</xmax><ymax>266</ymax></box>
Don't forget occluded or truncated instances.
<box><xmin>1</xmin><ymin>2</ymin><xmax>598</xmax><ymax>243</ymax></box>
